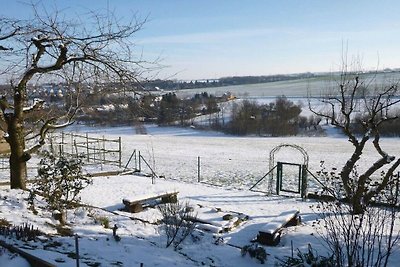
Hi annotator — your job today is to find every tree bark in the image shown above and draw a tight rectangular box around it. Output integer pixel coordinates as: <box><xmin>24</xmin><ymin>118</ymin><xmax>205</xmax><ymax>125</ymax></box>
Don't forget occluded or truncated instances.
<box><xmin>7</xmin><ymin>86</ymin><xmax>28</xmax><ymax>190</ymax></box>
<box><xmin>8</xmin><ymin>119</ymin><xmax>28</xmax><ymax>189</ymax></box>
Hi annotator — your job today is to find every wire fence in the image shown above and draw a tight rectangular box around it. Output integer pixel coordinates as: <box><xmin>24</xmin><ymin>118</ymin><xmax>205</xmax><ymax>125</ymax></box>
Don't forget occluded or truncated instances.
<box><xmin>47</xmin><ymin>132</ymin><xmax>122</xmax><ymax>169</ymax></box>
<box><xmin>127</xmin><ymin>150</ymin><xmax>276</xmax><ymax>192</ymax></box>
<box><xmin>0</xmin><ymin>132</ymin><xmax>123</xmax><ymax>182</ymax></box>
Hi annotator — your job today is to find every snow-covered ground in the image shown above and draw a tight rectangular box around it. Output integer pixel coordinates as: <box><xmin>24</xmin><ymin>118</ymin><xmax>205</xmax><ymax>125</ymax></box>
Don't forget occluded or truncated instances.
<box><xmin>0</xmin><ymin>124</ymin><xmax>399</xmax><ymax>266</ymax></box>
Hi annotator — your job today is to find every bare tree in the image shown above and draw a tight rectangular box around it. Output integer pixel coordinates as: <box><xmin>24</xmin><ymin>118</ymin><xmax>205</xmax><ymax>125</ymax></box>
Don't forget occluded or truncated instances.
<box><xmin>313</xmin><ymin>164</ymin><xmax>400</xmax><ymax>267</ymax></box>
<box><xmin>309</xmin><ymin>56</ymin><xmax>400</xmax><ymax>214</ymax></box>
<box><xmin>0</xmin><ymin>4</ymin><xmax>153</xmax><ymax>189</ymax></box>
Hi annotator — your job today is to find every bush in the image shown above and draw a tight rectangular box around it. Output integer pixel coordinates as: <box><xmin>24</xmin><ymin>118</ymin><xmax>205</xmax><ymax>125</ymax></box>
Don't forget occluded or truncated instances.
<box><xmin>92</xmin><ymin>215</ymin><xmax>110</xmax><ymax>229</ymax></box>
<box><xmin>34</xmin><ymin>151</ymin><xmax>92</xmax><ymax>223</ymax></box>
<box><xmin>313</xmin><ymin>163</ymin><xmax>400</xmax><ymax>267</ymax></box>
<box><xmin>276</xmin><ymin>244</ymin><xmax>334</xmax><ymax>267</ymax></box>
<box><xmin>157</xmin><ymin>201</ymin><xmax>196</xmax><ymax>250</ymax></box>
<box><xmin>241</xmin><ymin>243</ymin><xmax>267</xmax><ymax>264</ymax></box>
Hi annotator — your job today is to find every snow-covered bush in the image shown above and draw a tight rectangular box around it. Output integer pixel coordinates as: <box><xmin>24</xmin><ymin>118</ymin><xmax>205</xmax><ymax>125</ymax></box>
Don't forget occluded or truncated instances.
<box><xmin>157</xmin><ymin>201</ymin><xmax>196</xmax><ymax>249</ymax></box>
<box><xmin>34</xmin><ymin>151</ymin><xmax>92</xmax><ymax>224</ymax></box>
<box><xmin>276</xmin><ymin>244</ymin><xmax>333</xmax><ymax>266</ymax></box>
<box><xmin>241</xmin><ymin>243</ymin><xmax>267</xmax><ymax>264</ymax></box>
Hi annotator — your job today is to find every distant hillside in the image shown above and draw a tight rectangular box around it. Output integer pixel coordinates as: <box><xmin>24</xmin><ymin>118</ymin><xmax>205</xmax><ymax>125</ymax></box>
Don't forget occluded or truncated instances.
<box><xmin>142</xmin><ymin>69</ymin><xmax>400</xmax><ymax>93</ymax></box>
<box><xmin>142</xmin><ymin>73</ymin><xmax>316</xmax><ymax>91</ymax></box>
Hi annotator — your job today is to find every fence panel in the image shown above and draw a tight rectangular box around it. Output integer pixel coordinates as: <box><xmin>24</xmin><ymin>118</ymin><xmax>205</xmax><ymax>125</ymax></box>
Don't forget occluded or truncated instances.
<box><xmin>47</xmin><ymin>132</ymin><xmax>122</xmax><ymax>169</ymax></box>
<box><xmin>135</xmin><ymin>152</ymin><xmax>269</xmax><ymax>190</ymax></box>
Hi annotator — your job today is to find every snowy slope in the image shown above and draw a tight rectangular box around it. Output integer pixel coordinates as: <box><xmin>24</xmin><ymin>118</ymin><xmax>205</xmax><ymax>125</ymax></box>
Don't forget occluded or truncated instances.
<box><xmin>0</xmin><ymin>124</ymin><xmax>399</xmax><ymax>266</ymax></box>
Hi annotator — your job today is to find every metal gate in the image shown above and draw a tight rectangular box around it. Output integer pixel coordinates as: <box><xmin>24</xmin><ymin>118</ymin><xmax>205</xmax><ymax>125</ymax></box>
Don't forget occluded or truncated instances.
<box><xmin>276</xmin><ymin>161</ymin><xmax>307</xmax><ymax>198</ymax></box>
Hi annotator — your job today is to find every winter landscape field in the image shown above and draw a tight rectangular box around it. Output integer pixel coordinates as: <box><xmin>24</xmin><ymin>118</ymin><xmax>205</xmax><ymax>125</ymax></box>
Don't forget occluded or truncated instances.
<box><xmin>2</xmin><ymin>1</ymin><xmax>400</xmax><ymax>266</ymax></box>
<box><xmin>0</xmin><ymin>123</ymin><xmax>399</xmax><ymax>266</ymax></box>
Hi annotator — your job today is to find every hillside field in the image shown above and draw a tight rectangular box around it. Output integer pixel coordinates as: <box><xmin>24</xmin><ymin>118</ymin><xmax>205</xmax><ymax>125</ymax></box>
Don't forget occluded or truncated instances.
<box><xmin>0</xmin><ymin>124</ymin><xmax>399</xmax><ymax>266</ymax></box>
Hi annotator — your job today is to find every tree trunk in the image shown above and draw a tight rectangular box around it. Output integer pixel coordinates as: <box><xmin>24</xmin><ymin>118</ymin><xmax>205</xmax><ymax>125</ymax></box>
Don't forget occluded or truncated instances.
<box><xmin>7</xmin><ymin>85</ymin><xmax>28</xmax><ymax>190</ymax></box>
<box><xmin>8</xmin><ymin>115</ymin><xmax>27</xmax><ymax>189</ymax></box>
<box><xmin>10</xmin><ymin>150</ymin><xmax>27</xmax><ymax>189</ymax></box>
<box><xmin>351</xmin><ymin>194</ymin><xmax>365</xmax><ymax>214</ymax></box>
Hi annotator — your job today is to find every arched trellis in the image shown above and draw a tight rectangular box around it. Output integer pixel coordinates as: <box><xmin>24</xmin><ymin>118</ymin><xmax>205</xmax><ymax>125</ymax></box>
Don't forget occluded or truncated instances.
<box><xmin>268</xmin><ymin>143</ymin><xmax>309</xmax><ymax>195</ymax></box>
<box><xmin>269</xmin><ymin>143</ymin><xmax>309</xmax><ymax>170</ymax></box>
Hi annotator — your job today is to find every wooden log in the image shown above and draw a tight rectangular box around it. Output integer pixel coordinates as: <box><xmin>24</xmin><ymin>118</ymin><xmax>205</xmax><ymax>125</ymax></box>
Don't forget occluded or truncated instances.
<box><xmin>0</xmin><ymin>240</ymin><xmax>56</xmax><ymax>267</ymax></box>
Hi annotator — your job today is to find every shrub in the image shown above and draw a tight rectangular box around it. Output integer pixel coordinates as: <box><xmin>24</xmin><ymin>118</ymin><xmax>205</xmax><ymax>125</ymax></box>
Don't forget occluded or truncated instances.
<box><xmin>34</xmin><ymin>151</ymin><xmax>92</xmax><ymax>224</ymax></box>
<box><xmin>276</xmin><ymin>244</ymin><xmax>334</xmax><ymax>267</ymax></box>
<box><xmin>157</xmin><ymin>201</ymin><xmax>196</xmax><ymax>250</ymax></box>
<box><xmin>90</xmin><ymin>214</ymin><xmax>110</xmax><ymax>229</ymax></box>
<box><xmin>241</xmin><ymin>243</ymin><xmax>267</xmax><ymax>264</ymax></box>
<box><xmin>313</xmin><ymin>163</ymin><xmax>400</xmax><ymax>267</ymax></box>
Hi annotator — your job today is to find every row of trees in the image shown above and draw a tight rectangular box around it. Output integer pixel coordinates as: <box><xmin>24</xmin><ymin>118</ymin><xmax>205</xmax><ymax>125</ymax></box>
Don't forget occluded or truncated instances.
<box><xmin>225</xmin><ymin>97</ymin><xmax>320</xmax><ymax>136</ymax></box>
<box><xmin>76</xmin><ymin>91</ymin><xmax>222</xmax><ymax>126</ymax></box>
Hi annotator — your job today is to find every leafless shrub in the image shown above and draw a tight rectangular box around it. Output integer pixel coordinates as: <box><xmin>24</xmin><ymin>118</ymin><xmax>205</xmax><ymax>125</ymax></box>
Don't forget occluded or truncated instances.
<box><xmin>157</xmin><ymin>201</ymin><xmax>196</xmax><ymax>250</ymax></box>
<box><xmin>313</xmin><ymin>166</ymin><xmax>400</xmax><ymax>267</ymax></box>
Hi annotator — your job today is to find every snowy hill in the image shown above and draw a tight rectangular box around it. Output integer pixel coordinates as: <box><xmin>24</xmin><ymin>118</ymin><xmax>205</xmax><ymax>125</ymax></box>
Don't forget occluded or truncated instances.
<box><xmin>0</xmin><ymin>124</ymin><xmax>399</xmax><ymax>266</ymax></box>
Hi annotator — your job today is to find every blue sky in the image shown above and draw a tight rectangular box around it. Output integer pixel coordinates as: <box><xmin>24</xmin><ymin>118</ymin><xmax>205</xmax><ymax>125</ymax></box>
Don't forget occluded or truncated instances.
<box><xmin>3</xmin><ymin>0</ymin><xmax>400</xmax><ymax>80</ymax></box>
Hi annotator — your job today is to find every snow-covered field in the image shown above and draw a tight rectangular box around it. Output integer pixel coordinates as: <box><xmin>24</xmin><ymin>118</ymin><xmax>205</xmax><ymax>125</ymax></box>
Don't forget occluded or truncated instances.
<box><xmin>0</xmin><ymin>124</ymin><xmax>399</xmax><ymax>266</ymax></box>
<box><xmin>70</xmin><ymin>124</ymin><xmax>400</xmax><ymax>192</ymax></box>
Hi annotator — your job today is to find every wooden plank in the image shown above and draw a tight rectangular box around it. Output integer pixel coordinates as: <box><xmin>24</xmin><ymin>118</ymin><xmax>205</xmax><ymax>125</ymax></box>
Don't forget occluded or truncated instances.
<box><xmin>0</xmin><ymin>240</ymin><xmax>57</xmax><ymax>267</ymax></box>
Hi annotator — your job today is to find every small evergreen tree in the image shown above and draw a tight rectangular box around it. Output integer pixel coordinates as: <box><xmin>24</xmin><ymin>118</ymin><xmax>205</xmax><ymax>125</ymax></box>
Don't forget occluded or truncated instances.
<box><xmin>35</xmin><ymin>151</ymin><xmax>92</xmax><ymax>223</ymax></box>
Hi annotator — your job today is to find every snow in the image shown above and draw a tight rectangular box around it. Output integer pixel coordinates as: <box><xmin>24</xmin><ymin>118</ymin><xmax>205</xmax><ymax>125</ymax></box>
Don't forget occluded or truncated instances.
<box><xmin>259</xmin><ymin>210</ymin><xmax>299</xmax><ymax>234</ymax></box>
<box><xmin>0</xmin><ymin>124</ymin><xmax>399</xmax><ymax>266</ymax></box>
<box><xmin>122</xmin><ymin>191</ymin><xmax>178</xmax><ymax>204</ymax></box>
<box><xmin>0</xmin><ymin>248</ymin><xmax>30</xmax><ymax>267</ymax></box>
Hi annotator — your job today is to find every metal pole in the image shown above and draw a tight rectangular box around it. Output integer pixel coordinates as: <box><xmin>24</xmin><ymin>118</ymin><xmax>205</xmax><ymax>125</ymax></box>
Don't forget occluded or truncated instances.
<box><xmin>118</xmin><ymin>137</ymin><xmax>122</xmax><ymax>168</ymax></box>
<box><xmin>61</xmin><ymin>132</ymin><xmax>64</xmax><ymax>154</ymax></box>
<box><xmin>103</xmin><ymin>136</ymin><xmax>106</xmax><ymax>163</ymax></box>
<box><xmin>71</xmin><ymin>132</ymin><xmax>74</xmax><ymax>154</ymax></box>
<box><xmin>197</xmin><ymin>156</ymin><xmax>201</xmax><ymax>182</ymax></box>
<box><xmin>86</xmin><ymin>133</ymin><xmax>89</xmax><ymax>162</ymax></box>
<box><xmin>138</xmin><ymin>151</ymin><xmax>141</xmax><ymax>172</ymax></box>
<box><xmin>75</xmin><ymin>235</ymin><xmax>80</xmax><ymax>267</ymax></box>
<box><xmin>301</xmin><ymin>165</ymin><xmax>307</xmax><ymax>199</ymax></box>
<box><xmin>134</xmin><ymin>150</ymin><xmax>137</xmax><ymax>170</ymax></box>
